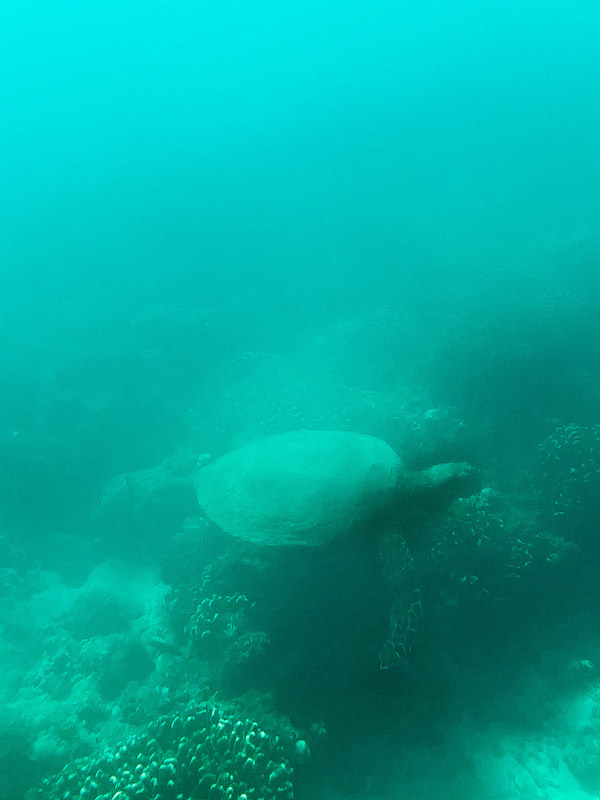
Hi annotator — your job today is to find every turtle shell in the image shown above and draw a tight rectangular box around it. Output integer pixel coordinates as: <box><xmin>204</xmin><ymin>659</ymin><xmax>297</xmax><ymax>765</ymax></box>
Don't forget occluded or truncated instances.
<box><xmin>195</xmin><ymin>430</ymin><xmax>402</xmax><ymax>546</ymax></box>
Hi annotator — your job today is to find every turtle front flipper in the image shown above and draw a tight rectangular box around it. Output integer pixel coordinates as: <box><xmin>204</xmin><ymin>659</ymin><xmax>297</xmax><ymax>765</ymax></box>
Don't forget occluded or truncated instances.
<box><xmin>378</xmin><ymin>529</ymin><xmax>423</xmax><ymax>670</ymax></box>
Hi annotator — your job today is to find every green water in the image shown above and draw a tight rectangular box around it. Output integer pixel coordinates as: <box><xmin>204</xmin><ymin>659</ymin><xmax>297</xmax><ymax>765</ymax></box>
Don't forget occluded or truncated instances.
<box><xmin>3</xmin><ymin>1</ymin><xmax>600</xmax><ymax>318</ymax></box>
<box><xmin>2</xmin><ymin>3</ymin><xmax>600</xmax><ymax>800</ymax></box>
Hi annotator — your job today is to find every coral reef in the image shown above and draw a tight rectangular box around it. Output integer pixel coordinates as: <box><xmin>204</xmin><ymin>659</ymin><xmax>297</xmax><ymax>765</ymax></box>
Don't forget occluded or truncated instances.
<box><xmin>0</xmin><ymin>563</ymin><xmax>176</xmax><ymax>779</ymax></box>
<box><xmin>536</xmin><ymin>423</ymin><xmax>600</xmax><ymax>540</ymax></box>
<box><xmin>5</xmin><ymin>273</ymin><xmax>600</xmax><ymax>800</ymax></box>
<box><xmin>162</xmin><ymin>540</ymin><xmax>394</xmax><ymax>710</ymax></box>
<box><xmin>186</xmin><ymin>593</ymin><xmax>252</xmax><ymax>658</ymax></box>
<box><xmin>30</xmin><ymin>701</ymin><xmax>306</xmax><ymax>800</ymax></box>
<box><xmin>165</xmin><ymin>565</ymin><xmax>270</xmax><ymax>688</ymax></box>
<box><xmin>418</xmin><ymin>488</ymin><xmax>575</xmax><ymax>623</ymax></box>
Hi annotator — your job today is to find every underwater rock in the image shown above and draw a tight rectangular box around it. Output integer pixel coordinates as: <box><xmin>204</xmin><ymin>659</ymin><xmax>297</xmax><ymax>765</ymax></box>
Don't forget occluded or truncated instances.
<box><xmin>160</xmin><ymin>516</ymin><xmax>229</xmax><ymax>587</ymax></box>
<box><xmin>95</xmin><ymin>638</ymin><xmax>154</xmax><ymax>700</ymax></box>
<box><xmin>59</xmin><ymin>589</ymin><xmax>136</xmax><ymax>640</ymax></box>
<box><xmin>92</xmin><ymin>460</ymin><xmax>197</xmax><ymax>557</ymax></box>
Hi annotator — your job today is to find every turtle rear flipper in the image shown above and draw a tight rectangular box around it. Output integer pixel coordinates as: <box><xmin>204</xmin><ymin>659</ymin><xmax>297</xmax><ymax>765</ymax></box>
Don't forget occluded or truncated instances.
<box><xmin>378</xmin><ymin>529</ymin><xmax>423</xmax><ymax>670</ymax></box>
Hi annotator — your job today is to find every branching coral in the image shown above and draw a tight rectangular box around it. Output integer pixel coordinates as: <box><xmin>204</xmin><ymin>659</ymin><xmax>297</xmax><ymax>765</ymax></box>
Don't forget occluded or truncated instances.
<box><xmin>30</xmin><ymin>701</ymin><xmax>305</xmax><ymax>800</ymax></box>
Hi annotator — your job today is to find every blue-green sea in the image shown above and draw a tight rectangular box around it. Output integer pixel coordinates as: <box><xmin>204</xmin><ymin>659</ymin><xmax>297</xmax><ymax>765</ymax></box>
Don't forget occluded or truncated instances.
<box><xmin>2</xmin><ymin>2</ymin><xmax>600</xmax><ymax>799</ymax></box>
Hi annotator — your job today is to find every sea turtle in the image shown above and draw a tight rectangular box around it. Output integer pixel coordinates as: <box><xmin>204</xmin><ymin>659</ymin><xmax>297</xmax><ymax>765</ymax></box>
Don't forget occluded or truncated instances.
<box><xmin>195</xmin><ymin>430</ymin><xmax>475</xmax><ymax>669</ymax></box>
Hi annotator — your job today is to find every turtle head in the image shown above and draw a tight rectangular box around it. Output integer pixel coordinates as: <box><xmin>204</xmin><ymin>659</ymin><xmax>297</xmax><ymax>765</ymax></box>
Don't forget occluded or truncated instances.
<box><xmin>396</xmin><ymin>460</ymin><xmax>480</xmax><ymax>508</ymax></box>
<box><xmin>423</xmin><ymin>461</ymin><xmax>477</xmax><ymax>487</ymax></box>
<box><xmin>420</xmin><ymin>461</ymin><xmax>481</xmax><ymax>502</ymax></box>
